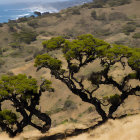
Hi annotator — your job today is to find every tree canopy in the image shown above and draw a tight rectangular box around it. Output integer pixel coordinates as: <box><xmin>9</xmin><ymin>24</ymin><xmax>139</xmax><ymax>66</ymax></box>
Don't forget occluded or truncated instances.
<box><xmin>0</xmin><ymin>74</ymin><xmax>53</xmax><ymax>137</ymax></box>
<box><xmin>35</xmin><ymin>34</ymin><xmax>140</xmax><ymax>121</ymax></box>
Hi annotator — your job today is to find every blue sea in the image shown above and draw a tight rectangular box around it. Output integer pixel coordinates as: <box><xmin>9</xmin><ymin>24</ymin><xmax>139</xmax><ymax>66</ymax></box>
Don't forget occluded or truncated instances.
<box><xmin>0</xmin><ymin>0</ymin><xmax>92</xmax><ymax>23</ymax></box>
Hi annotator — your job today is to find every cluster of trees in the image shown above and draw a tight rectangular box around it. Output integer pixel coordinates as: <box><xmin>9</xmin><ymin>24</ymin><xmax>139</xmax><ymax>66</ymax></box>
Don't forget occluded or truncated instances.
<box><xmin>0</xmin><ymin>34</ymin><xmax>139</xmax><ymax>137</ymax></box>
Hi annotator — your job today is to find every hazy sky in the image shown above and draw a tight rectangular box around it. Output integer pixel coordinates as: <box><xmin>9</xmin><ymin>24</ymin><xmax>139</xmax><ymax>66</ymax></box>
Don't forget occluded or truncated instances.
<box><xmin>0</xmin><ymin>0</ymin><xmax>68</xmax><ymax>4</ymax></box>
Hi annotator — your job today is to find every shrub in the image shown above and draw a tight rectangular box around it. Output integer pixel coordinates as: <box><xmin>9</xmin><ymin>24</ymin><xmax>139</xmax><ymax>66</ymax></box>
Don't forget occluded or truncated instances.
<box><xmin>109</xmin><ymin>12</ymin><xmax>128</xmax><ymax>21</ymax></box>
<box><xmin>10</xmin><ymin>50</ymin><xmax>22</xmax><ymax>57</ymax></box>
<box><xmin>17</xmin><ymin>17</ymin><xmax>28</xmax><ymax>22</ymax></box>
<box><xmin>108</xmin><ymin>94</ymin><xmax>121</xmax><ymax>105</ymax></box>
<box><xmin>87</xmin><ymin>106</ymin><xmax>94</xmax><ymax>113</ymax></box>
<box><xmin>96</xmin><ymin>13</ymin><xmax>107</xmax><ymax>20</ymax></box>
<box><xmin>108</xmin><ymin>0</ymin><xmax>131</xmax><ymax>7</ymax></box>
<box><xmin>71</xmin><ymin>9</ymin><xmax>81</xmax><ymax>15</ymax></box>
<box><xmin>0</xmin><ymin>49</ymin><xmax>3</xmax><ymax>55</ymax></box>
<box><xmin>91</xmin><ymin>11</ymin><xmax>97</xmax><ymax>19</ymax></box>
<box><xmin>91</xmin><ymin>0</ymin><xmax>105</xmax><ymax>8</ymax></box>
<box><xmin>27</xmin><ymin>20</ymin><xmax>38</xmax><ymax>28</ymax></box>
<box><xmin>9</xmin><ymin>42</ymin><xmax>21</xmax><ymax>48</ymax></box>
<box><xmin>132</xmin><ymin>32</ymin><xmax>140</xmax><ymax>39</ymax></box>
<box><xmin>94</xmin><ymin>28</ymin><xmax>112</xmax><ymax>36</ymax></box>
<box><xmin>63</xmin><ymin>100</ymin><xmax>77</xmax><ymax>110</ymax></box>
<box><xmin>0</xmin><ymin>59</ymin><xmax>5</xmax><ymax>67</ymax></box>
<box><xmin>12</xmin><ymin>28</ymin><xmax>37</xmax><ymax>44</ymax></box>
<box><xmin>25</xmin><ymin>57</ymin><xmax>33</xmax><ymax>62</ymax></box>
<box><xmin>122</xmin><ymin>24</ymin><xmax>136</xmax><ymax>35</ymax></box>
<box><xmin>7</xmin><ymin>23</ymin><xmax>17</xmax><ymax>32</ymax></box>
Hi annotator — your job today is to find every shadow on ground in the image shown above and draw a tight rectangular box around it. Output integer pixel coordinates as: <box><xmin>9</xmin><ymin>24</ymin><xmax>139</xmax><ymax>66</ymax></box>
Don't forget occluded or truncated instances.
<box><xmin>39</xmin><ymin>120</ymin><xmax>106</xmax><ymax>140</ymax></box>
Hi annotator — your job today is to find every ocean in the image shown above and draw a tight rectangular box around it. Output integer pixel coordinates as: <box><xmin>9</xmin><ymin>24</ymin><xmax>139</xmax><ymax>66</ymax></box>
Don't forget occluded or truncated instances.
<box><xmin>0</xmin><ymin>0</ymin><xmax>92</xmax><ymax>23</ymax></box>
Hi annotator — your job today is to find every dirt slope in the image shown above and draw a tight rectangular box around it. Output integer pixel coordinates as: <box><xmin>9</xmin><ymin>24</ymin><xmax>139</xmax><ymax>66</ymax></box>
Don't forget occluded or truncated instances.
<box><xmin>0</xmin><ymin>114</ymin><xmax>140</xmax><ymax>140</ymax></box>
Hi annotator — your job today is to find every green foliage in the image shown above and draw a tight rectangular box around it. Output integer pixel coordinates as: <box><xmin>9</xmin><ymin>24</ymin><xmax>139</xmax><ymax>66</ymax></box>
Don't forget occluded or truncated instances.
<box><xmin>70</xmin><ymin>64</ymin><xmax>79</xmax><ymax>73</ymax></box>
<box><xmin>38</xmin><ymin>34</ymin><xmax>140</xmax><ymax>72</ymax></box>
<box><xmin>87</xmin><ymin>106</ymin><xmax>94</xmax><ymax>113</ymax></box>
<box><xmin>91</xmin><ymin>10</ymin><xmax>97</xmax><ymax>19</ymax></box>
<box><xmin>91</xmin><ymin>0</ymin><xmax>104</xmax><ymax>8</ymax></box>
<box><xmin>107</xmin><ymin>0</ymin><xmax>131</xmax><ymax>6</ymax></box>
<box><xmin>0</xmin><ymin>59</ymin><xmax>5</xmax><ymax>68</ymax></box>
<box><xmin>122</xmin><ymin>24</ymin><xmax>136</xmax><ymax>35</ymax></box>
<box><xmin>128</xmin><ymin>72</ymin><xmax>137</xmax><ymax>79</ymax></box>
<box><xmin>0</xmin><ymin>74</ymin><xmax>38</xmax><ymax>99</ymax></box>
<box><xmin>128</xmin><ymin>48</ymin><xmax>140</xmax><ymax>70</ymax></box>
<box><xmin>41</xmin><ymin>79</ymin><xmax>54</xmax><ymax>92</ymax></box>
<box><xmin>109</xmin><ymin>12</ymin><xmax>128</xmax><ymax>21</ymax></box>
<box><xmin>108</xmin><ymin>94</ymin><xmax>121</xmax><ymax>105</ymax></box>
<box><xmin>9</xmin><ymin>42</ymin><xmax>21</xmax><ymax>48</ymax></box>
<box><xmin>71</xmin><ymin>8</ymin><xmax>81</xmax><ymax>15</ymax></box>
<box><xmin>61</xmin><ymin>119</ymin><xmax>68</xmax><ymax>124</ymax></box>
<box><xmin>63</xmin><ymin>34</ymin><xmax>110</xmax><ymax>61</ymax></box>
<box><xmin>0</xmin><ymin>110</ymin><xmax>17</xmax><ymax>125</ymax></box>
<box><xmin>63</xmin><ymin>100</ymin><xmax>77</xmax><ymax>110</ymax></box>
<box><xmin>34</xmin><ymin>54</ymin><xmax>62</xmax><ymax>70</ymax></box>
<box><xmin>17</xmin><ymin>17</ymin><xmax>28</xmax><ymax>22</ymax></box>
<box><xmin>132</xmin><ymin>32</ymin><xmax>140</xmax><ymax>39</ymax></box>
<box><xmin>96</xmin><ymin>13</ymin><xmax>107</xmax><ymax>21</ymax></box>
<box><xmin>101</xmin><ymin>44</ymin><xmax>132</xmax><ymax>60</ymax></box>
<box><xmin>42</xmin><ymin>36</ymin><xmax>65</xmax><ymax>51</ymax></box>
<box><xmin>88</xmin><ymin>72</ymin><xmax>102</xmax><ymax>85</ymax></box>
<box><xmin>12</xmin><ymin>28</ymin><xmax>37</xmax><ymax>44</ymax></box>
<box><xmin>27</xmin><ymin>20</ymin><xmax>38</xmax><ymax>28</ymax></box>
<box><xmin>0</xmin><ymin>74</ymin><xmax>52</xmax><ymax>136</ymax></box>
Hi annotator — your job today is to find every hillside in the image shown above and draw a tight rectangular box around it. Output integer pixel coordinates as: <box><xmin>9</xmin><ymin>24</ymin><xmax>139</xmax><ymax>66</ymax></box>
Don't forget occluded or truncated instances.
<box><xmin>0</xmin><ymin>0</ymin><xmax>140</xmax><ymax>74</ymax></box>
<box><xmin>0</xmin><ymin>0</ymin><xmax>140</xmax><ymax>139</ymax></box>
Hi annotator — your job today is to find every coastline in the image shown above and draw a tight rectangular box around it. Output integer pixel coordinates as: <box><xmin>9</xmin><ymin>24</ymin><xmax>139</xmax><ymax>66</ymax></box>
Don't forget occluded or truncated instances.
<box><xmin>0</xmin><ymin>0</ymin><xmax>92</xmax><ymax>23</ymax></box>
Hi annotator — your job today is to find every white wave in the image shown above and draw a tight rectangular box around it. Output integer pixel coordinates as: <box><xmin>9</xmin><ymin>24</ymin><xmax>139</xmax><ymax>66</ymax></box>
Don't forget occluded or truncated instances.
<box><xmin>27</xmin><ymin>5</ymin><xmax>59</xmax><ymax>13</ymax></box>
<box><xmin>10</xmin><ymin>13</ymin><xmax>30</xmax><ymax>20</ymax></box>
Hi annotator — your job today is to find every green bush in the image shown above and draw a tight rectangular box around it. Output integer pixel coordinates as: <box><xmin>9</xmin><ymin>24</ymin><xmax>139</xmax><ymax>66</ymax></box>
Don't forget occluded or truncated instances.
<box><xmin>108</xmin><ymin>94</ymin><xmax>121</xmax><ymax>105</ymax></box>
<box><xmin>71</xmin><ymin>8</ymin><xmax>81</xmax><ymax>15</ymax></box>
<box><xmin>122</xmin><ymin>24</ymin><xmax>136</xmax><ymax>35</ymax></box>
<box><xmin>91</xmin><ymin>10</ymin><xmax>97</xmax><ymax>19</ymax></box>
<box><xmin>108</xmin><ymin>0</ymin><xmax>131</xmax><ymax>7</ymax></box>
<box><xmin>91</xmin><ymin>0</ymin><xmax>105</xmax><ymax>8</ymax></box>
<box><xmin>96</xmin><ymin>13</ymin><xmax>107</xmax><ymax>21</ymax></box>
<box><xmin>132</xmin><ymin>32</ymin><xmax>140</xmax><ymax>39</ymax></box>
<box><xmin>9</xmin><ymin>42</ymin><xmax>21</xmax><ymax>48</ymax></box>
<box><xmin>17</xmin><ymin>17</ymin><xmax>28</xmax><ymax>22</ymax></box>
<box><xmin>0</xmin><ymin>59</ymin><xmax>5</xmax><ymax>67</ymax></box>
<box><xmin>109</xmin><ymin>12</ymin><xmax>128</xmax><ymax>21</ymax></box>
<box><xmin>12</xmin><ymin>28</ymin><xmax>37</xmax><ymax>44</ymax></box>
<box><xmin>63</xmin><ymin>100</ymin><xmax>77</xmax><ymax>110</ymax></box>
<box><xmin>27</xmin><ymin>20</ymin><xmax>38</xmax><ymax>28</ymax></box>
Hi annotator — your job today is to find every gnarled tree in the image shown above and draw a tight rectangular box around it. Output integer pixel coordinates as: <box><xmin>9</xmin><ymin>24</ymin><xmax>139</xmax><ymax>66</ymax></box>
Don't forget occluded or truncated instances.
<box><xmin>0</xmin><ymin>74</ymin><xmax>53</xmax><ymax>137</ymax></box>
<box><xmin>35</xmin><ymin>34</ymin><xmax>140</xmax><ymax>122</ymax></box>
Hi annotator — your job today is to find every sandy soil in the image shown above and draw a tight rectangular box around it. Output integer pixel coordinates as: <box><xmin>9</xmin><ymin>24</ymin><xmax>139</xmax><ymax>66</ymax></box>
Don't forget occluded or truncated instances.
<box><xmin>0</xmin><ymin>114</ymin><xmax>140</xmax><ymax>140</ymax></box>
<box><xmin>67</xmin><ymin>114</ymin><xmax>140</xmax><ymax>140</ymax></box>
